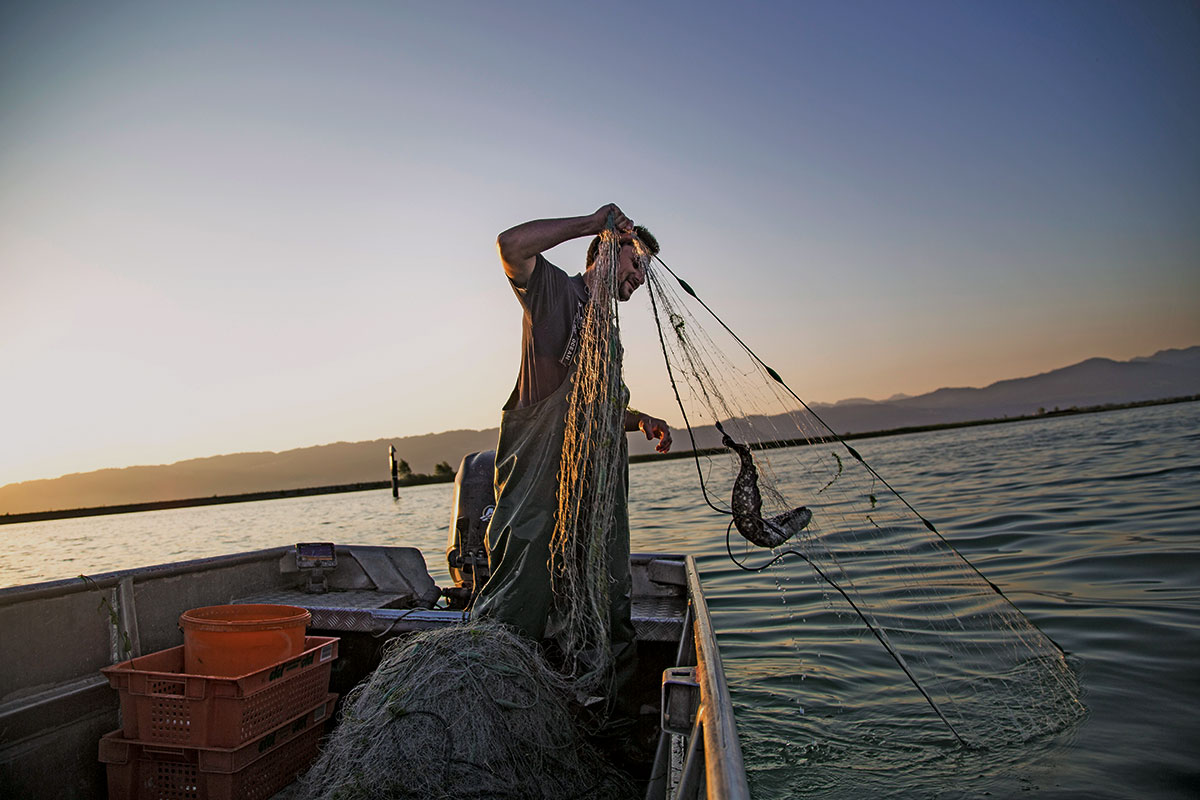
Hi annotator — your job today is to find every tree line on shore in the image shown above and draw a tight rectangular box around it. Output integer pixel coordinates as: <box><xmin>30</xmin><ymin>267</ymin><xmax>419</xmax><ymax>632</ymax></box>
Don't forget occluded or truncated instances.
<box><xmin>392</xmin><ymin>458</ymin><xmax>455</xmax><ymax>486</ymax></box>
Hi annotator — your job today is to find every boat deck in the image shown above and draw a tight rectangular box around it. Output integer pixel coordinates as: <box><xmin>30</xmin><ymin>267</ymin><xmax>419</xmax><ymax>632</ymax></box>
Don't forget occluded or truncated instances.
<box><xmin>0</xmin><ymin>545</ymin><xmax>747</xmax><ymax>799</ymax></box>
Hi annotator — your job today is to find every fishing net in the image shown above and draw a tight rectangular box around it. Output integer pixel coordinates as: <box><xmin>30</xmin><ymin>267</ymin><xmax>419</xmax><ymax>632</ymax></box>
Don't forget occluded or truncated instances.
<box><xmin>642</xmin><ymin>256</ymin><xmax>1085</xmax><ymax>748</ymax></box>
<box><xmin>296</xmin><ymin>232</ymin><xmax>648</xmax><ymax>799</ymax></box>
<box><xmin>296</xmin><ymin>621</ymin><xmax>635</xmax><ymax>800</ymax></box>
<box><xmin>549</xmin><ymin>225</ymin><xmax>633</xmax><ymax>693</ymax></box>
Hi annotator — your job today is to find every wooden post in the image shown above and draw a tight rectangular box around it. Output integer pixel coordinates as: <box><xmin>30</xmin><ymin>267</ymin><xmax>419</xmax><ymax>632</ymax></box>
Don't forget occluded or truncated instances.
<box><xmin>389</xmin><ymin>445</ymin><xmax>399</xmax><ymax>498</ymax></box>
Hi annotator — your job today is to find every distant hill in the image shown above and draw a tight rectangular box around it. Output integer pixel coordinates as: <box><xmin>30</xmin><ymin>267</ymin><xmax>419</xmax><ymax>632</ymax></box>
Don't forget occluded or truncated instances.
<box><xmin>1</xmin><ymin>346</ymin><xmax>1196</xmax><ymax>516</ymax></box>
<box><xmin>806</xmin><ymin>345</ymin><xmax>1200</xmax><ymax>436</ymax></box>
<box><xmin>659</xmin><ymin>346</ymin><xmax>1200</xmax><ymax>452</ymax></box>
<box><xmin>0</xmin><ymin>430</ymin><xmax>500</xmax><ymax>517</ymax></box>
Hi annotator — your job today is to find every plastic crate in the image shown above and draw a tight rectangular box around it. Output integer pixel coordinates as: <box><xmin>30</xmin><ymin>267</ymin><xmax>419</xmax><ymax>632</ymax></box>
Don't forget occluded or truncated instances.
<box><xmin>100</xmin><ymin>694</ymin><xmax>335</xmax><ymax>800</ymax></box>
<box><xmin>102</xmin><ymin>635</ymin><xmax>338</xmax><ymax>748</ymax></box>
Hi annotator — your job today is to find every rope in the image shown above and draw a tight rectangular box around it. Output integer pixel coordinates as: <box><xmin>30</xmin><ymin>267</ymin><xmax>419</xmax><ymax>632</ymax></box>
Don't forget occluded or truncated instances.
<box><xmin>647</xmin><ymin>268</ymin><xmax>732</xmax><ymax>517</ymax></box>
<box><xmin>650</xmin><ymin>252</ymin><xmax>1068</xmax><ymax>655</ymax></box>
<box><xmin>641</xmin><ymin>251</ymin><xmax>1085</xmax><ymax>747</ymax></box>
<box><xmin>724</xmin><ymin>521</ymin><xmax>970</xmax><ymax>748</ymax></box>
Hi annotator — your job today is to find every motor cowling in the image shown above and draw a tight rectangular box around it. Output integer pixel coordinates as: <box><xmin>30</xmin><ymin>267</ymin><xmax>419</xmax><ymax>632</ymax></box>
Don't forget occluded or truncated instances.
<box><xmin>445</xmin><ymin>450</ymin><xmax>496</xmax><ymax>607</ymax></box>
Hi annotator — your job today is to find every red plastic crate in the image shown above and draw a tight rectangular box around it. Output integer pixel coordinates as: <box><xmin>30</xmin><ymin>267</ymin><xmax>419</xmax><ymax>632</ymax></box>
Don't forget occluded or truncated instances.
<box><xmin>102</xmin><ymin>636</ymin><xmax>338</xmax><ymax>748</ymax></box>
<box><xmin>100</xmin><ymin>694</ymin><xmax>335</xmax><ymax>800</ymax></box>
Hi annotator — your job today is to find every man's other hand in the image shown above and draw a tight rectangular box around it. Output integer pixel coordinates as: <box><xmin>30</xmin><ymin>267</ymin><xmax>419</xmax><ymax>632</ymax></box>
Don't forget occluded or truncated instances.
<box><xmin>638</xmin><ymin>414</ymin><xmax>672</xmax><ymax>454</ymax></box>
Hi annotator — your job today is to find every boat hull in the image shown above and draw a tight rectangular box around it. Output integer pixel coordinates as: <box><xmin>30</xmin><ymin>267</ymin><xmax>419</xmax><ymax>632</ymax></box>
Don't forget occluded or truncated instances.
<box><xmin>0</xmin><ymin>545</ymin><xmax>747</xmax><ymax>799</ymax></box>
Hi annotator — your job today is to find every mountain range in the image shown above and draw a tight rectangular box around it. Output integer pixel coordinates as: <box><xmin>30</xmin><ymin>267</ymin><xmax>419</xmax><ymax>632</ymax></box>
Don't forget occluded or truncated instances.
<box><xmin>802</xmin><ymin>346</ymin><xmax>1200</xmax><ymax>436</ymax></box>
<box><xmin>2</xmin><ymin>346</ymin><xmax>1197</xmax><ymax>516</ymax></box>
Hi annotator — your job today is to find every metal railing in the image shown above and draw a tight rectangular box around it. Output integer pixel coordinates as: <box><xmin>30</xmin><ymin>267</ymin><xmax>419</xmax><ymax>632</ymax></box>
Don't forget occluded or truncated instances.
<box><xmin>647</xmin><ymin>556</ymin><xmax>750</xmax><ymax>800</ymax></box>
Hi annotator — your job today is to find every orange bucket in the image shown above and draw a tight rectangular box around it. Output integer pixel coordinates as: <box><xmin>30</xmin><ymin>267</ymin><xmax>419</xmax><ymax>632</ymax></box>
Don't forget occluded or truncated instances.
<box><xmin>180</xmin><ymin>604</ymin><xmax>310</xmax><ymax>677</ymax></box>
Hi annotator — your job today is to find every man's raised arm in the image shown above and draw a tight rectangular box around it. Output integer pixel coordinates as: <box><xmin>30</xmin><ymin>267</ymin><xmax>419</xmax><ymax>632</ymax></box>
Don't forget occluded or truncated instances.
<box><xmin>497</xmin><ymin>203</ymin><xmax>633</xmax><ymax>287</ymax></box>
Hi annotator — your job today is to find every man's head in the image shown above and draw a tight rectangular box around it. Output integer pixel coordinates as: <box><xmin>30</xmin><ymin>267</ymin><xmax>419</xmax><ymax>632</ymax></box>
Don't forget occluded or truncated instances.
<box><xmin>586</xmin><ymin>225</ymin><xmax>660</xmax><ymax>302</ymax></box>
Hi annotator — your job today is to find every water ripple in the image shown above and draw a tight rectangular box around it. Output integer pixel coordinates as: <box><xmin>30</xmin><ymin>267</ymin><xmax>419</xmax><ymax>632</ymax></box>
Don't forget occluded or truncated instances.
<box><xmin>3</xmin><ymin>402</ymin><xmax>1198</xmax><ymax>798</ymax></box>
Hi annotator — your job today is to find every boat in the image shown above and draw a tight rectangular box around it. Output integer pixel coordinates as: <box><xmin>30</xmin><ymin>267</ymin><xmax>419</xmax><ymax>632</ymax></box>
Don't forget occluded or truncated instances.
<box><xmin>0</xmin><ymin>452</ymin><xmax>749</xmax><ymax>799</ymax></box>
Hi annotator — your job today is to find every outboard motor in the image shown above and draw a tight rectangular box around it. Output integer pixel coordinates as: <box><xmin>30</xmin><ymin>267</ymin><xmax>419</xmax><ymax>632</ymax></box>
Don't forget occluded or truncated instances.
<box><xmin>444</xmin><ymin>450</ymin><xmax>496</xmax><ymax>608</ymax></box>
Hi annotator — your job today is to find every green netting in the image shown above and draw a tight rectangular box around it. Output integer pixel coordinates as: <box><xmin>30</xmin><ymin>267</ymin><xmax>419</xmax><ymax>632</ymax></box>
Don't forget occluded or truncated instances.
<box><xmin>296</xmin><ymin>621</ymin><xmax>635</xmax><ymax>800</ymax></box>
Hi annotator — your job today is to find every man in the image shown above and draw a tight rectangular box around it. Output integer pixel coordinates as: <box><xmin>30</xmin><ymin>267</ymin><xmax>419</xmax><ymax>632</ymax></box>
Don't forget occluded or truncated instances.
<box><xmin>471</xmin><ymin>202</ymin><xmax>672</xmax><ymax>711</ymax></box>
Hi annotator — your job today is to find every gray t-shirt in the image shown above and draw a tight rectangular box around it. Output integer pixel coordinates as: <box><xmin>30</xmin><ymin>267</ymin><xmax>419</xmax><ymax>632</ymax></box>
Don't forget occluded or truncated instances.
<box><xmin>504</xmin><ymin>254</ymin><xmax>589</xmax><ymax>410</ymax></box>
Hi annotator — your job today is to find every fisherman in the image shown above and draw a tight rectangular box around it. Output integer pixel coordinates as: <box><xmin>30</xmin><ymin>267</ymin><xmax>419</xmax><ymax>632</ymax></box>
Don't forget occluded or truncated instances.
<box><xmin>471</xmin><ymin>202</ymin><xmax>672</xmax><ymax>720</ymax></box>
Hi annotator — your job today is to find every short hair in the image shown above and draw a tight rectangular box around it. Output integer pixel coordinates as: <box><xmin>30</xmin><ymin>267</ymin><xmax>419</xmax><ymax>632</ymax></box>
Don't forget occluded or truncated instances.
<box><xmin>586</xmin><ymin>225</ymin><xmax>660</xmax><ymax>268</ymax></box>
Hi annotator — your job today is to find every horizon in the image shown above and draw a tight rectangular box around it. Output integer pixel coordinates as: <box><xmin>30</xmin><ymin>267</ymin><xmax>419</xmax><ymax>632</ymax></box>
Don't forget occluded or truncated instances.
<box><xmin>3</xmin><ymin>2</ymin><xmax>1198</xmax><ymax>488</ymax></box>
<box><xmin>2</xmin><ymin>343</ymin><xmax>1194</xmax><ymax>489</ymax></box>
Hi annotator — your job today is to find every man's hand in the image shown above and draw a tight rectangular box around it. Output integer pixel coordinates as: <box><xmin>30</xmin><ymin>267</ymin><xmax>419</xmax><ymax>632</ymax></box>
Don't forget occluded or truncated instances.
<box><xmin>590</xmin><ymin>203</ymin><xmax>634</xmax><ymax>237</ymax></box>
<box><xmin>627</xmin><ymin>410</ymin><xmax>672</xmax><ymax>454</ymax></box>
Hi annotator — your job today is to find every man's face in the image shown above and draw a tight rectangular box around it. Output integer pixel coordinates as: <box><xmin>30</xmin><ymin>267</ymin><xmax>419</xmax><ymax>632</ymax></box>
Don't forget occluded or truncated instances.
<box><xmin>615</xmin><ymin>240</ymin><xmax>648</xmax><ymax>302</ymax></box>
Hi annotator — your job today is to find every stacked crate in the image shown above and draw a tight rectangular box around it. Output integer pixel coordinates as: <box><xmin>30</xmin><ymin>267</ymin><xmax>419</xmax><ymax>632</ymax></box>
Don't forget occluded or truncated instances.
<box><xmin>99</xmin><ymin>636</ymin><xmax>339</xmax><ymax>800</ymax></box>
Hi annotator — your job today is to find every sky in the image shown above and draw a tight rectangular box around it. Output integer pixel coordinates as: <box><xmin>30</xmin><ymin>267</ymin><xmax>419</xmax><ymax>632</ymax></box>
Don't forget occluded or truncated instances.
<box><xmin>1</xmin><ymin>0</ymin><xmax>1197</xmax><ymax>487</ymax></box>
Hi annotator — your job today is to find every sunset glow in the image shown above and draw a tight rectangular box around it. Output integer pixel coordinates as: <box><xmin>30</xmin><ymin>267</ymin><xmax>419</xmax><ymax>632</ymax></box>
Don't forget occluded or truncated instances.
<box><xmin>2</xmin><ymin>1</ymin><xmax>1197</xmax><ymax>487</ymax></box>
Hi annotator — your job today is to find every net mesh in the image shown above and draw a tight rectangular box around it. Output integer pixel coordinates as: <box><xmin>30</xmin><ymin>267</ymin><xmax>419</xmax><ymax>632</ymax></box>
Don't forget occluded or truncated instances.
<box><xmin>297</xmin><ymin>236</ymin><xmax>648</xmax><ymax>798</ymax></box>
<box><xmin>549</xmin><ymin>227</ymin><xmax>631</xmax><ymax>693</ymax></box>
<box><xmin>296</xmin><ymin>621</ymin><xmax>635</xmax><ymax>800</ymax></box>
<box><xmin>644</xmin><ymin>257</ymin><xmax>1085</xmax><ymax>747</ymax></box>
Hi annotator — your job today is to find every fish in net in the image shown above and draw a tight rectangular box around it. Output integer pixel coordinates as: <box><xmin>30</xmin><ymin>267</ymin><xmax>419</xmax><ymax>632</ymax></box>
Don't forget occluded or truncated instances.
<box><xmin>642</xmin><ymin>253</ymin><xmax>1085</xmax><ymax>748</ymax></box>
<box><xmin>718</xmin><ymin>418</ymin><xmax>813</xmax><ymax>548</ymax></box>
<box><xmin>295</xmin><ymin>621</ymin><xmax>635</xmax><ymax>800</ymax></box>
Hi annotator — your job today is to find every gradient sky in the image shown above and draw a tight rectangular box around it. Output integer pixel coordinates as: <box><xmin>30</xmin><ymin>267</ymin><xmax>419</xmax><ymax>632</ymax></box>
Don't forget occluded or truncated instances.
<box><xmin>2</xmin><ymin>0</ymin><xmax>1197</xmax><ymax>487</ymax></box>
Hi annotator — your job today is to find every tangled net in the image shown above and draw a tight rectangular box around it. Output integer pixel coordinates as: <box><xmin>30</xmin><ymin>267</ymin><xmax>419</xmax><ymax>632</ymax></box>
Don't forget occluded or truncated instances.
<box><xmin>296</xmin><ymin>621</ymin><xmax>635</xmax><ymax>800</ymax></box>
<box><xmin>549</xmin><ymin>226</ymin><xmax>634</xmax><ymax>693</ymax></box>
<box><xmin>641</xmin><ymin>255</ymin><xmax>1085</xmax><ymax>747</ymax></box>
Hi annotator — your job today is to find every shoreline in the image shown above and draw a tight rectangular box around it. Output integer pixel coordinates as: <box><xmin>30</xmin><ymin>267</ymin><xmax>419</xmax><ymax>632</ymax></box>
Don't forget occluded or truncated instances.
<box><xmin>3</xmin><ymin>394</ymin><xmax>1195</xmax><ymax>525</ymax></box>
<box><xmin>629</xmin><ymin>393</ymin><xmax>1200</xmax><ymax>463</ymax></box>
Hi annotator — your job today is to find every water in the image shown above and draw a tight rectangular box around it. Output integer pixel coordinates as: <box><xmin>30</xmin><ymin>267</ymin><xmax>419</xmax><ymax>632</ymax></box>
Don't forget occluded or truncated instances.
<box><xmin>3</xmin><ymin>402</ymin><xmax>1198</xmax><ymax>798</ymax></box>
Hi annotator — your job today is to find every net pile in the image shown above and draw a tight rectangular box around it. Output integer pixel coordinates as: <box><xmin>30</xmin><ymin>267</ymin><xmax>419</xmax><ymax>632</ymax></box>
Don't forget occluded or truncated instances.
<box><xmin>643</xmin><ymin>258</ymin><xmax>1085</xmax><ymax>747</ymax></box>
<box><xmin>549</xmin><ymin>226</ymin><xmax>630</xmax><ymax>692</ymax></box>
<box><xmin>296</xmin><ymin>621</ymin><xmax>635</xmax><ymax>800</ymax></box>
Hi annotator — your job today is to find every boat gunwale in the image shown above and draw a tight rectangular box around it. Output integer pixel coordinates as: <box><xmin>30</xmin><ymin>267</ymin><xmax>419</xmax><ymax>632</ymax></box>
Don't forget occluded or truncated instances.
<box><xmin>0</xmin><ymin>545</ymin><xmax>296</xmax><ymax>606</ymax></box>
<box><xmin>686</xmin><ymin>555</ymin><xmax>750</xmax><ymax>800</ymax></box>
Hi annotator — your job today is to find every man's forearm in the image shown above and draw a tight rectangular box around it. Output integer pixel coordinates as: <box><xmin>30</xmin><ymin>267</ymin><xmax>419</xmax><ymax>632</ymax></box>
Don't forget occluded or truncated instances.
<box><xmin>497</xmin><ymin>215</ymin><xmax>599</xmax><ymax>265</ymax></box>
<box><xmin>497</xmin><ymin>204</ymin><xmax>630</xmax><ymax>286</ymax></box>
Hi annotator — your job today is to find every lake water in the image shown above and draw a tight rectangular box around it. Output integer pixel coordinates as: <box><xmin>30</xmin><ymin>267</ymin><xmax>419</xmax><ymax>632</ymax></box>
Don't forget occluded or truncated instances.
<box><xmin>3</xmin><ymin>402</ymin><xmax>1198</xmax><ymax>798</ymax></box>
